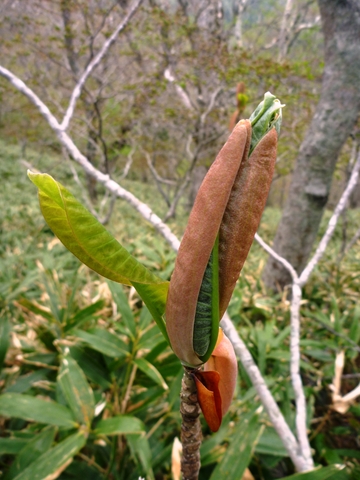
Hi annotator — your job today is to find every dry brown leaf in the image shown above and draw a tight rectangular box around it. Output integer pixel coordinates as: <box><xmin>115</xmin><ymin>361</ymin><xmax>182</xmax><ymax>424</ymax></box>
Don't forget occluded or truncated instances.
<box><xmin>171</xmin><ymin>436</ymin><xmax>182</xmax><ymax>480</ymax></box>
<box><xmin>242</xmin><ymin>467</ymin><xmax>255</xmax><ymax>480</ymax></box>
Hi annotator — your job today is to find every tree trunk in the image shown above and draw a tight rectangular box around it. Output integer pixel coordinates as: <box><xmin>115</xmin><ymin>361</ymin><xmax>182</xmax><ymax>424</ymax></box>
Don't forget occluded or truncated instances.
<box><xmin>263</xmin><ymin>0</ymin><xmax>360</xmax><ymax>291</ymax></box>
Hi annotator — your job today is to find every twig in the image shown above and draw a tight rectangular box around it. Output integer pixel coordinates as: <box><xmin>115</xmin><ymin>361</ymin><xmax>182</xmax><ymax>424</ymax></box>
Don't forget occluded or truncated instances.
<box><xmin>0</xmin><ymin>65</ymin><xmax>181</xmax><ymax>252</ymax></box>
<box><xmin>330</xmin><ymin>351</ymin><xmax>360</xmax><ymax>413</ymax></box>
<box><xmin>253</xmin><ymin>152</ymin><xmax>360</xmax><ymax>469</ymax></box>
<box><xmin>343</xmin><ymin>226</ymin><xmax>360</xmax><ymax>256</ymax></box>
<box><xmin>256</xmin><ymin>234</ymin><xmax>313</xmax><ymax>467</ymax></box>
<box><xmin>119</xmin><ymin>147</ymin><xmax>135</xmax><ymax>180</ymax></box>
<box><xmin>200</xmin><ymin>87</ymin><xmax>222</xmax><ymax>127</ymax></box>
<box><xmin>99</xmin><ymin>192</ymin><xmax>117</xmax><ymax>225</ymax></box>
<box><xmin>60</xmin><ymin>0</ymin><xmax>144</xmax><ymax>131</ymax></box>
<box><xmin>144</xmin><ymin>150</ymin><xmax>172</xmax><ymax>208</ymax></box>
<box><xmin>164</xmin><ymin>67</ymin><xmax>195</xmax><ymax>111</ymax></box>
<box><xmin>290</xmin><ymin>283</ymin><xmax>313</xmax><ymax>467</ymax></box>
<box><xmin>299</xmin><ymin>152</ymin><xmax>360</xmax><ymax>286</ymax></box>
<box><xmin>221</xmin><ymin>313</ymin><xmax>311</xmax><ymax>472</ymax></box>
<box><xmin>255</xmin><ymin>233</ymin><xmax>298</xmax><ymax>282</ymax></box>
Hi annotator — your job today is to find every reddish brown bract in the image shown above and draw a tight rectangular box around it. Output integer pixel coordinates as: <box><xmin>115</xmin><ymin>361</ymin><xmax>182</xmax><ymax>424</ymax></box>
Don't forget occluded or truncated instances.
<box><xmin>166</xmin><ymin>121</ymin><xmax>251</xmax><ymax>366</ymax></box>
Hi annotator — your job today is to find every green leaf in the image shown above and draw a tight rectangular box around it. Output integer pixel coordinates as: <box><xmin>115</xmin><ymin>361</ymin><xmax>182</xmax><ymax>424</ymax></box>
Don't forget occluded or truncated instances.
<box><xmin>0</xmin><ymin>438</ymin><xmax>29</xmax><ymax>455</ymax></box>
<box><xmin>282</xmin><ymin>465</ymin><xmax>346</xmax><ymax>479</ymax></box>
<box><xmin>17</xmin><ymin>298</ymin><xmax>55</xmax><ymax>322</ymax></box>
<box><xmin>0</xmin><ymin>316</ymin><xmax>11</xmax><ymax>371</ymax></box>
<box><xmin>63</xmin><ymin>460</ymin><xmax>103</xmax><ymax>480</ymax></box>
<box><xmin>4</xmin><ymin>427</ymin><xmax>56</xmax><ymax>480</ymax></box>
<box><xmin>107</xmin><ymin>281</ymin><xmax>136</xmax><ymax>338</ymax></box>
<box><xmin>0</xmin><ymin>393</ymin><xmax>77</xmax><ymax>428</ymax></box>
<box><xmin>127</xmin><ymin>434</ymin><xmax>155</xmax><ymax>480</ymax></box>
<box><xmin>134</xmin><ymin>357</ymin><xmax>168</xmax><ymax>390</ymax></box>
<box><xmin>93</xmin><ymin>415</ymin><xmax>145</xmax><ymax>436</ymax></box>
<box><xmin>58</xmin><ymin>355</ymin><xmax>95</xmax><ymax>427</ymax></box>
<box><xmin>28</xmin><ymin>172</ymin><xmax>162</xmax><ymax>287</ymax></box>
<box><xmin>12</xmin><ymin>430</ymin><xmax>87</xmax><ymax>480</ymax></box>
<box><xmin>64</xmin><ymin>300</ymin><xmax>105</xmax><ymax>332</ymax></box>
<box><xmin>209</xmin><ymin>410</ymin><xmax>264</xmax><ymax>479</ymax></box>
<box><xmin>249</xmin><ymin>91</ymin><xmax>284</xmax><ymax>154</ymax></box>
<box><xmin>255</xmin><ymin>427</ymin><xmax>288</xmax><ymax>457</ymax></box>
<box><xmin>68</xmin><ymin>346</ymin><xmax>111</xmax><ymax>389</ymax></box>
<box><xmin>132</xmin><ymin>280</ymin><xmax>169</xmax><ymax>343</ymax></box>
<box><xmin>5</xmin><ymin>369</ymin><xmax>52</xmax><ymax>394</ymax></box>
<box><xmin>73</xmin><ymin>328</ymin><xmax>129</xmax><ymax>358</ymax></box>
<box><xmin>28</xmin><ymin>172</ymin><xmax>169</xmax><ymax>341</ymax></box>
<box><xmin>200</xmin><ymin>418</ymin><xmax>234</xmax><ymax>467</ymax></box>
<box><xmin>195</xmin><ymin>235</ymin><xmax>220</xmax><ymax>363</ymax></box>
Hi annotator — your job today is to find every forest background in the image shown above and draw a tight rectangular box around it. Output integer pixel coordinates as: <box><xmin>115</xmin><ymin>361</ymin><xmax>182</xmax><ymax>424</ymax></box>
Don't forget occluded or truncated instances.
<box><xmin>0</xmin><ymin>1</ymin><xmax>360</xmax><ymax>479</ymax></box>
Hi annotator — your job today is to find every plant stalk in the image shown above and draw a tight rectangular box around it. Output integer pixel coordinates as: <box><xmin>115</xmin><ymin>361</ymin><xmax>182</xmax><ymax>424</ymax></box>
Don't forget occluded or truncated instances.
<box><xmin>180</xmin><ymin>367</ymin><xmax>202</xmax><ymax>480</ymax></box>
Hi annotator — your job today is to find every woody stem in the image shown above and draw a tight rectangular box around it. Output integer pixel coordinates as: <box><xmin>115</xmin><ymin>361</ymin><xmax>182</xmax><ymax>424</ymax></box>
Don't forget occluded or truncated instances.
<box><xmin>180</xmin><ymin>367</ymin><xmax>202</xmax><ymax>480</ymax></box>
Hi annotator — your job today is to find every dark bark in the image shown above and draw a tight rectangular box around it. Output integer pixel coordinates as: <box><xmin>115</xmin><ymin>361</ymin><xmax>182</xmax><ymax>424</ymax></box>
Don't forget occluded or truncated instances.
<box><xmin>180</xmin><ymin>368</ymin><xmax>202</xmax><ymax>480</ymax></box>
<box><xmin>263</xmin><ymin>0</ymin><xmax>360</xmax><ymax>291</ymax></box>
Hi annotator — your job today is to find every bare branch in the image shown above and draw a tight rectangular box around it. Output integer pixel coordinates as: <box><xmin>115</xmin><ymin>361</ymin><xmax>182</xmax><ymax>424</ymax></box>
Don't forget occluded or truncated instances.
<box><xmin>343</xmin><ymin>225</ymin><xmax>360</xmax><ymax>256</ymax></box>
<box><xmin>164</xmin><ymin>67</ymin><xmax>195</xmax><ymax>111</ymax></box>
<box><xmin>331</xmin><ymin>351</ymin><xmax>360</xmax><ymax>414</ymax></box>
<box><xmin>221</xmin><ymin>312</ymin><xmax>311</xmax><ymax>472</ymax></box>
<box><xmin>295</xmin><ymin>16</ymin><xmax>321</xmax><ymax>34</ymax></box>
<box><xmin>144</xmin><ymin>150</ymin><xmax>177</xmax><ymax>186</ymax></box>
<box><xmin>255</xmin><ymin>233</ymin><xmax>298</xmax><ymax>283</ymax></box>
<box><xmin>60</xmin><ymin>0</ymin><xmax>143</xmax><ymax>131</ymax></box>
<box><xmin>144</xmin><ymin>150</ymin><xmax>172</xmax><ymax>208</ymax></box>
<box><xmin>290</xmin><ymin>283</ymin><xmax>313</xmax><ymax>467</ymax></box>
<box><xmin>0</xmin><ymin>64</ymin><xmax>180</xmax><ymax>252</ymax></box>
<box><xmin>278</xmin><ymin>0</ymin><xmax>295</xmax><ymax>61</ymax></box>
<box><xmin>200</xmin><ymin>86</ymin><xmax>222</xmax><ymax>126</ymax></box>
<box><xmin>254</xmin><ymin>233</ymin><xmax>313</xmax><ymax>468</ymax></box>
<box><xmin>299</xmin><ymin>152</ymin><xmax>360</xmax><ymax>286</ymax></box>
<box><xmin>119</xmin><ymin>147</ymin><xmax>135</xmax><ymax>180</ymax></box>
<box><xmin>254</xmin><ymin>153</ymin><xmax>360</xmax><ymax>469</ymax></box>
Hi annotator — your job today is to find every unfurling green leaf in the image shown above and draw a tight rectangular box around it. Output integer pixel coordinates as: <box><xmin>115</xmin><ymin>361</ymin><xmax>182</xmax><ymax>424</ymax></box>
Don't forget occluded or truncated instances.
<box><xmin>249</xmin><ymin>91</ymin><xmax>284</xmax><ymax>154</ymax></box>
<box><xmin>28</xmin><ymin>171</ymin><xmax>169</xmax><ymax>342</ymax></box>
<box><xmin>193</xmin><ymin>236</ymin><xmax>220</xmax><ymax>363</ymax></box>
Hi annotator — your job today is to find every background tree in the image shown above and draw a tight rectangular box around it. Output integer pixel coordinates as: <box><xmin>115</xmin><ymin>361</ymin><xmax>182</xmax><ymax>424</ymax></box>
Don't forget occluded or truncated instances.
<box><xmin>263</xmin><ymin>0</ymin><xmax>360</xmax><ymax>290</ymax></box>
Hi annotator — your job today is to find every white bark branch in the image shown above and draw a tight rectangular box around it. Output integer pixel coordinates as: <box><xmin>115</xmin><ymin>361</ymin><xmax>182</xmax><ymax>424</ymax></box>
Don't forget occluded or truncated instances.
<box><xmin>295</xmin><ymin>16</ymin><xmax>321</xmax><ymax>34</ymax></box>
<box><xmin>299</xmin><ymin>152</ymin><xmax>360</xmax><ymax>286</ymax></box>
<box><xmin>278</xmin><ymin>0</ymin><xmax>295</xmax><ymax>61</ymax></box>
<box><xmin>60</xmin><ymin>0</ymin><xmax>144</xmax><ymax>131</ymax></box>
<box><xmin>290</xmin><ymin>283</ymin><xmax>313</xmax><ymax>468</ymax></box>
<box><xmin>119</xmin><ymin>147</ymin><xmax>135</xmax><ymax>180</ymax></box>
<box><xmin>255</xmin><ymin>234</ymin><xmax>313</xmax><ymax>469</ymax></box>
<box><xmin>255</xmin><ymin>233</ymin><xmax>298</xmax><ymax>283</ymax></box>
<box><xmin>200</xmin><ymin>86</ymin><xmax>222</xmax><ymax>126</ymax></box>
<box><xmin>164</xmin><ymin>67</ymin><xmax>195</xmax><ymax>111</ymax></box>
<box><xmin>221</xmin><ymin>313</ymin><xmax>310</xmax><ymax>472</ymax></box>
<box><xmin>0</xmin><ymin>64</ymin><xmax>180</xmax><ymax>252</ymax></box>
<box><xmin>254</xmin><ymin>151</ymin><xmax>360</xmax><ymax>470</ymax></box>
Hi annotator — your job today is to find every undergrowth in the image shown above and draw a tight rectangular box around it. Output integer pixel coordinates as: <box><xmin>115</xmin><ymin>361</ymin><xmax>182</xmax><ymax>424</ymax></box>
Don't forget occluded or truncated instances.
<box><xmin>1</xmin><ymin>142</ymin><xmax>359</xmax><ymax>479</ymax></box>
